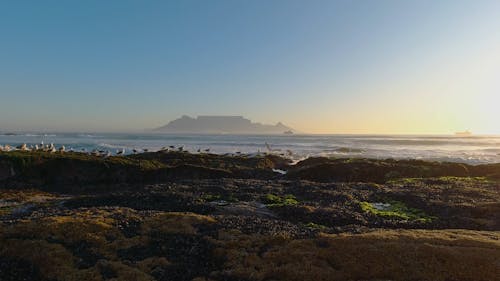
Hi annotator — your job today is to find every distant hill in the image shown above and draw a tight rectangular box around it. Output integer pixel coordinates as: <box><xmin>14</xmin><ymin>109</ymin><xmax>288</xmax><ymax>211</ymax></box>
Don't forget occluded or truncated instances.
<box><xmin>154</xmin><ymin>115</ymin><xmax>295</xmax><ymax>134</ymax></box>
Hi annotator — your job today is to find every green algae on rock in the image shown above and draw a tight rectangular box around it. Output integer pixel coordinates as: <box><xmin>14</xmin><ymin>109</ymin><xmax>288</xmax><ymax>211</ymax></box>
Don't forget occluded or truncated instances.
<box><xmin>359</xmin><ymin>200</ymin><xmax>436</xmax><ymax>222</ymax></box>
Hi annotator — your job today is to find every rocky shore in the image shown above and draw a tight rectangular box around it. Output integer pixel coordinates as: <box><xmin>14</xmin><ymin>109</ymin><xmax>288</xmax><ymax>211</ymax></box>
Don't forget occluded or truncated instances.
<box><xmin>0</xmin><ymin>151</ymin><xmax>499</xmax><ymax>281</ymax></box>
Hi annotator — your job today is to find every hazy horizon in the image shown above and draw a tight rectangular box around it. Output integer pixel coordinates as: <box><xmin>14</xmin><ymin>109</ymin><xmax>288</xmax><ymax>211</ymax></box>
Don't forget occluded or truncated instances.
<box><xmin>1</xmin><ymin>0</ymin><xmax>499</xmax><ymax>134</ymax></box>
<box><xmin>2</xmin><ymin>127</ymin><xmax>498</xmax><ymax>137</ymax></box>
<box><xmin>0</xmin><ymin>114</ymin><xmax>493</xmax><ymax>135</ymax></box>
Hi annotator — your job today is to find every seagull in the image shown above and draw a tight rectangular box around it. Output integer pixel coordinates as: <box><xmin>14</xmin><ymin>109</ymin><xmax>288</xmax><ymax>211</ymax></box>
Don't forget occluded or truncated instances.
<box><xmin>133</xmin><ymin>149</ymin><xmax>138</xmax><ymax>154</ymax></box>
<box><xmin>143</xmin><ymin>149</ymin><xmax>149</xmax><ymax>152</ymax></box>
<box><xmin>178</xmin><ymin>146</ymin><xmax>183</xmax><ymax>152</ymax></box>
<box><xmin>265</xmin><ymin>142</ymin><xmax>272</xmax><ymax>152</ymax></box>
<box><xmin>204</xmin><ymin>148</ymin><xmax>210</xmax><ymax>153</ymax></box>
<box><xmin>197</xmin><ymin>149</ymin><xmax>201</xmax><ymax>153</ymax></box>
<box><xmin>116</xmin><ymin>148</ymin><xmax>125</xmax><ymax>156</ymax></box>
<box><xmin>169</xmin><ymin>145</ymin><xmax>175</xmax><ymax>149</ymax></box>
<box><xmin>50</xmin><ymin>147</ymin><xmax>57</xmax><ymax>153</ymax></box>
<box><xmin>17</xmin><ymin>143</ymin><xmax>28</xmax><ymax>151</ymax></box>
<box><xmin>59</xmin><ymin>146</ymin><xmax>66</xmax><ymax>153</ymax></box>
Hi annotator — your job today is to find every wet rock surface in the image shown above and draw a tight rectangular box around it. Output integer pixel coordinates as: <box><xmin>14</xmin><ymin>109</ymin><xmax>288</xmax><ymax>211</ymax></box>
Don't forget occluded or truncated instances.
<box><xmin>0</xmin><ymin>151</ymin><xmax>499</xmax><ymax>281</ymax></box>
<box><xmin>0</xmin><ymin>257</ymin><xmax>46</xmax><ymax>281</ymax></box>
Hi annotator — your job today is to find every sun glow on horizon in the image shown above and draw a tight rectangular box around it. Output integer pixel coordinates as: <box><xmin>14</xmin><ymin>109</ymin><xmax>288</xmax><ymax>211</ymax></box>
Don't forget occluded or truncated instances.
<box><xmin>0</xmin><ymin>1</ymin><xmax>499</xmax><ymax>134</ymax></box>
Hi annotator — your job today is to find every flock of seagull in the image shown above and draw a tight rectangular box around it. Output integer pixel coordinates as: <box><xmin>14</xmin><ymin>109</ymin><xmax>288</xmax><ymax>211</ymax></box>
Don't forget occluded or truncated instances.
<box><xmin>0</xmin><ymin>142</ymin><xmax>64</xmax><ymax>154</ymax></box>
<box><xmin>0</xmin><ymin>142</ymin><xmax>195</xmax><ymax>156</ymax></box>
<box><xmin>0</xmin><ymin>142</ymin><xmax>294</xmax><ymax>158</ymax></box>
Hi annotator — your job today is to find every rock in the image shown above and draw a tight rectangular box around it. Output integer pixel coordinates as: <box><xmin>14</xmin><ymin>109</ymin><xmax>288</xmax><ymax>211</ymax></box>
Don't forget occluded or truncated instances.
<box><xmin>286</xmin><ymin>158</ymin><xmax>473</xmax><ymax>183</ymax></box>
<box><xmin>0</xmin><ymin>161</ymin><xmax>15</xmax><ymax>181</ymax></box>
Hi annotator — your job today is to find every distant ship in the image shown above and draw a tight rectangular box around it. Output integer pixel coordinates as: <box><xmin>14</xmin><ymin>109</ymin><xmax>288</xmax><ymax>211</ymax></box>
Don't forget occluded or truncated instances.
<box><xmin>283</xmin><ymin>130</ymin><xmax>294</xmax><ymax>135</ymax></box>
<box><xmin>455</xmin><ymin>130</ymin><xmax>472</xmax><ymax>136</ymax></box>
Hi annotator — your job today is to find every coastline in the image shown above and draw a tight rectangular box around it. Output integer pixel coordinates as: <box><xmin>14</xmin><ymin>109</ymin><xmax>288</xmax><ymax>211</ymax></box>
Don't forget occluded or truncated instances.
<box><xmin>1</xmin><ymin>133</ymin><xmax>500</xmax><ymax>165</ymax></box>
<box><xmin>0</xmin><ymin>150</ymin><xmax>499</xmax><ymax>280</ymax></box>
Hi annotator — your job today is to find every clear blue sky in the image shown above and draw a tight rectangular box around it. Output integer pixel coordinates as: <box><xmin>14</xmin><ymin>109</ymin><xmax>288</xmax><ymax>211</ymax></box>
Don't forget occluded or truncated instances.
<box><xmin>1</xmin><ymin>0</ymin><xmax>499</xmax><ymax>133</ymax></box>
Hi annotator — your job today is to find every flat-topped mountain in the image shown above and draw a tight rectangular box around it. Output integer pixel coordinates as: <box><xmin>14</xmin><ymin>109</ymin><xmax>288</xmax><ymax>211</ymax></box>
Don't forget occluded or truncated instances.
<box><xmin>154</xmin><ymin>115</ymin><xmax>295</xmax><ymax>134</ymax></box>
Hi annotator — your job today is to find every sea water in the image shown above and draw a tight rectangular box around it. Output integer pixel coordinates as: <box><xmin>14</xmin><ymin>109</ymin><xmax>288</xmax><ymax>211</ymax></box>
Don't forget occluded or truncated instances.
<box><xmin>1</xmin><ymin>133</ymin><xmax>499</xmax><ymax>164</ymax></box>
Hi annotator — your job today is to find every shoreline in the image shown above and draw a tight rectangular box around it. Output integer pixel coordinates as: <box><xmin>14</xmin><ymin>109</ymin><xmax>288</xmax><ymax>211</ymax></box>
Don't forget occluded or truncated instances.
<box><xmin>0</xmin><ymin>150</ymin><xmax>499</xmax><ymax>280</ymax></box>
<box><xmin>1</xmin><ymin>150</ymin><xmax>500</xmax><ymax>188</ymax></box>
<box><xmin>2</xmin><ymin>133</ymin><xmax>500</xmax><ymax>166</ymax></box>
<box><xmin>1</xmin><ymin>146</ymin><xmax>500</xmax><ymax>166</ymax></box>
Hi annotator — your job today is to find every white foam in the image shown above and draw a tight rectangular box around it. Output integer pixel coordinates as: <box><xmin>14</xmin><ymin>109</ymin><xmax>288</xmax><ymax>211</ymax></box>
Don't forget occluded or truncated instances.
<box><xmin>1</xmin><ymin>133</ymin><xmax>499</xmax><ymax>164</ymax></box>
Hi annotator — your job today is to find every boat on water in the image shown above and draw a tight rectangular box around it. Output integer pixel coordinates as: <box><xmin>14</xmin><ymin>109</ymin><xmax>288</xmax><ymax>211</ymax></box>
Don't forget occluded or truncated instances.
<box><xmin>455</xmin><ymin>130</ymin><xmax>472</xmax><ymax>136</ymax></box>
<box><xmin>283</xmin><ymin>130</ymin><xmax>294</xmax><ymax>135</ymax></box>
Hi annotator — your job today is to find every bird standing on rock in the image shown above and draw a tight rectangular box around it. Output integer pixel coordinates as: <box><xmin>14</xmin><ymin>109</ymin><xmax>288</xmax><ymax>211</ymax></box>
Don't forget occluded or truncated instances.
<box><xmin>16</xmin><ymin>143</ymin><xmax>28</xmax><ymax>151</ymax></box>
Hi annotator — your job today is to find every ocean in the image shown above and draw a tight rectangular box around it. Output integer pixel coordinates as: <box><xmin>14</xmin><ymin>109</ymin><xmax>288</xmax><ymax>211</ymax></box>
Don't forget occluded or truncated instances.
<box><xmin>1</xmin><ymin>133</ymin><xmax>499</xmax><ymax>165</ymax></box>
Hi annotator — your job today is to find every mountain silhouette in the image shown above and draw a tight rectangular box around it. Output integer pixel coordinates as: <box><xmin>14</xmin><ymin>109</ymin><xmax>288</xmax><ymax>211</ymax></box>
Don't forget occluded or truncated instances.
<box><xmin>154</xmin><ymin>115</ymin><xmax>294</xmax><ymax>134</ymax></box>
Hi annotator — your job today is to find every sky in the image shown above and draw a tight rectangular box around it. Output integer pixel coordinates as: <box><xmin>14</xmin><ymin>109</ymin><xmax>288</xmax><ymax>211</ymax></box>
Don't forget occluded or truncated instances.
<box><xmin>0</xmin><ymin>0</ymin><xmax>499</xmax><ymax>134</ymax></box>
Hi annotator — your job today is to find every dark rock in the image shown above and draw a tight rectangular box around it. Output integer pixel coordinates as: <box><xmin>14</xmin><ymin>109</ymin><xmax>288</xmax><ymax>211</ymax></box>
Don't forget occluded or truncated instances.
<box><xmin>287</xmin><ymin>158</ymin><xmax>472</xmax><ymax>183</ymax></box>
<box><xmin>0</xmin><ymin>160</ymin><xmax>15</xmax><ymax>181</ymax></box>
<box><xmin>0</xmin><ymin>257</ymin><xmax>45</xmax><ymax>281</ymax></box>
